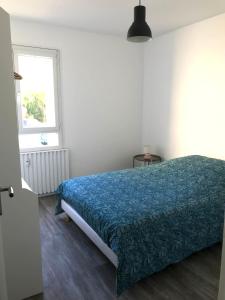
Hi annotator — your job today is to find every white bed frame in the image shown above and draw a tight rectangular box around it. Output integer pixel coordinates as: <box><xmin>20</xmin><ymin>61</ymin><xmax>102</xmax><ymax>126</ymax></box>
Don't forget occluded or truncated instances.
<box><xmin>61</xmin><ymin>200</ymin><xmax>118</xmax><ymax>267</ymax></box>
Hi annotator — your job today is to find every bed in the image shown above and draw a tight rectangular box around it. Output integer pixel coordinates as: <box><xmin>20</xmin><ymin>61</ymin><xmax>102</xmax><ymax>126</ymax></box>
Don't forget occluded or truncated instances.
<box><xmin>56</xmin><ymin>155</ymin><xmax>225</xmax><ymax>295</ymax></box>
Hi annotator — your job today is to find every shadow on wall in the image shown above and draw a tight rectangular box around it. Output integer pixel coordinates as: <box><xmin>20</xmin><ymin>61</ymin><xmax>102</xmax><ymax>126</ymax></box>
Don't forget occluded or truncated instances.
<box><xmin>142</xmin><ymin>32</ymin><xmax>178</xmax><ymax>160</ymax></box>
<box><xmin>142</xmin><ymin>14</ymin><xmax>225</xmax><ymax>161</ymax></box>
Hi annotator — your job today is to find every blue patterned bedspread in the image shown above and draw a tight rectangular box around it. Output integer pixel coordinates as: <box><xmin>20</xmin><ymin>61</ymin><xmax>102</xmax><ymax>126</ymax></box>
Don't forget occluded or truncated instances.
<box><xmin>56</xmin><ymin>155</ymin><xmax>225</xmax><ymax>295</ymax></box>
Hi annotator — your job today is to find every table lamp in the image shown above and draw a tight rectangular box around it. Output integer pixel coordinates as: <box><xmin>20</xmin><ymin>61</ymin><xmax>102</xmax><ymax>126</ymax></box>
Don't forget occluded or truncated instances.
<box><xmin>144</xmin><ymin>145</ymin><xmax>151</xmax><ymax>159</ymax></box>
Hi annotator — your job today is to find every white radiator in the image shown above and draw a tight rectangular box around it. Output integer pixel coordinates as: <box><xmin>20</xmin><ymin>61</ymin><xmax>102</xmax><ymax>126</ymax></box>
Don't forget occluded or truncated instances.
<box><xmin>20</xmin><ymin>149</ymin><xmax>69</xmax><ymax>195</ymax></box>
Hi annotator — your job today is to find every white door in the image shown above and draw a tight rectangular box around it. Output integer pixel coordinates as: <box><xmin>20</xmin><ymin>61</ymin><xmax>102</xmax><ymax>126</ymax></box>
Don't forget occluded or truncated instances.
<box><xmin>0</xmin><ymin>7</ymin><xmax>43</xmax><ymax>300</ymax></box>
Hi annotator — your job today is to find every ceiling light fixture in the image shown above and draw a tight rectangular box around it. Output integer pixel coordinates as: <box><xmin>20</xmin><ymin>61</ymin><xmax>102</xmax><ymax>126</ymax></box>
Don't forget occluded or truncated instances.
<box><xmin>127</xmin><ymin>0</ymin><xmax>152</xmax><ymax>42</ymax></box>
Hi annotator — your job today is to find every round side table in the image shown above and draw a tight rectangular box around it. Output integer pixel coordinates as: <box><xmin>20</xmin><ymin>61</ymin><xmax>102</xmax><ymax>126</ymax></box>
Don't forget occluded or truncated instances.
<box><xmin>133</xmin><ymin>154</ymin><xmax>162</xmax><ymax>168</ymax></box>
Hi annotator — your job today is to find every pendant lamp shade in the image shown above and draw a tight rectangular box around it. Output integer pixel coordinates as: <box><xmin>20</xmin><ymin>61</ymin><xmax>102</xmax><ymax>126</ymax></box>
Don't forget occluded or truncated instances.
<box><xmin>127</xmin><ymin>4</ymin><xmax>152</xmax><ymax>42</ymax></box>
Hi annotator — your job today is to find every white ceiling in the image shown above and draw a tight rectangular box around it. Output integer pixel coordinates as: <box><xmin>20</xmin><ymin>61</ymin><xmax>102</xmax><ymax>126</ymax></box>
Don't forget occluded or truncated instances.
<box><xmin>1</xmin><ymin>0</ymin><xmax>225</xmax><ymax>37</ymax></box>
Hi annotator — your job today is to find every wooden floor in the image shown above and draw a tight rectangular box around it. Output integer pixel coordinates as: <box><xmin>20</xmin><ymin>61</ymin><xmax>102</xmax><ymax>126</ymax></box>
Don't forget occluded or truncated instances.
<box><xmin>28</xmin><ymin>196</ymin><xmax>222</xmax><ymax>300</ymax></box>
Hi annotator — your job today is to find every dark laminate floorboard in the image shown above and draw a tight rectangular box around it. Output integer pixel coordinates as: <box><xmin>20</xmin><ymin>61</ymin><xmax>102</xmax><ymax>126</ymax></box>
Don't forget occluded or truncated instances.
<box><xmin>26</xmin><ymin>196</ymin><xmax>222</xmax><ymax>300</ymax></box>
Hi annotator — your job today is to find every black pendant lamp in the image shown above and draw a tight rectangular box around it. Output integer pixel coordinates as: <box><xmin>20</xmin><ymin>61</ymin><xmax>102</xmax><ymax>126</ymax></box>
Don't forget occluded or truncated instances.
<box><xmin>127</xmin><ymin>0</ymin><xmax>152</xmax><ymax>42</ymax></box>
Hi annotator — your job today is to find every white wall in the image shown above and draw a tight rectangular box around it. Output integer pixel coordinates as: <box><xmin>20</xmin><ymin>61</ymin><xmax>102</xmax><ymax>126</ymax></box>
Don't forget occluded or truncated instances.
<box><xmin>11</xmin><ymin>19</ymin><xmax>143</xmax><ymax>177</ymax></box>
<box><xmin>142</xmin><ymin>13</ymin><xmax>225</xmax><ymax>160</ymax></box>
<box><xmin>12</xmin><ymin>13</ymin><xmax>225</xmax><ymax>173</ymax></box>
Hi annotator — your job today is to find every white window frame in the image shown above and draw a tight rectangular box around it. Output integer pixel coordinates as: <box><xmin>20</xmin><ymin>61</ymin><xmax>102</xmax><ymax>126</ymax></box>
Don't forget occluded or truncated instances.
<box><xmin>13</xmin><ymin>45</ymin><xmax>62</xmax><ymax>151</ymax></box>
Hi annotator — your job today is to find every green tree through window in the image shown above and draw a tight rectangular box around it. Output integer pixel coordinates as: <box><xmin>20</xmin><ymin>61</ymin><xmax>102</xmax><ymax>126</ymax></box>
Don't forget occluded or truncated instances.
<box><xmin>23</xmin><ymin>92</ymin><xmax>46</xmax><ymax>123</ymax></box>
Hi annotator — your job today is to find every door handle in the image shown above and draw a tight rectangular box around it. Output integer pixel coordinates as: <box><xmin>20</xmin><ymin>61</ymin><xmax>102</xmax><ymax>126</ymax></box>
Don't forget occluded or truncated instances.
<box><xmin>0</xmin><ymin>186</ymin><xmax>14</xmax><ymax>216</ymax></box>
<box><xmin>0</xmin><ymin>186</ymin><xmax>14</xmax><ymax>197</ymax></box>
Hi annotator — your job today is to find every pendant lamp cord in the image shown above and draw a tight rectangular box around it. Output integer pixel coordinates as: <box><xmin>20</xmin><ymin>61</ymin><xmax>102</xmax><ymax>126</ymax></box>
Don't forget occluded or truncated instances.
<box><xmin>139</xmin><ymin>0</ymin><xmax>141</xmax><ymax>5</ymax></box>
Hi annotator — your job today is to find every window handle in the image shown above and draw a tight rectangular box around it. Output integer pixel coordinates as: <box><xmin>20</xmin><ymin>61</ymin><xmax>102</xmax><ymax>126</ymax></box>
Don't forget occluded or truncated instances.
<box><xmin>0</xmin><ymin>186</ymin><xmax>14</xmax><ymax>216</ymax></box>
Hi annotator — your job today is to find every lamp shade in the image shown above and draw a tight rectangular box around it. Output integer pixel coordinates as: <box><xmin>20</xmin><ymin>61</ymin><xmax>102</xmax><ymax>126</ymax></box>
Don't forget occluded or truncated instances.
<box><xmin>144</xmin><ymin>145</ymin><xmax>151</xmax><ymax>154</ymax></box>
<box><xmin>127</xmin><ymin>5</ymin><xmax>152</xmax><ymax>42</ymax></box>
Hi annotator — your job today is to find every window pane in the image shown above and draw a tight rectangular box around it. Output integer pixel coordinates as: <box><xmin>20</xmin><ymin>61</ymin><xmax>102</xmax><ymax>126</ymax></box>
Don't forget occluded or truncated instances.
<box><xmin>18</xmin><ymin>54</ymin><xmax>56</xmax><ymax>129</ymax></box>
<box><xmin>19</xmin><ymin>133</ymin><xmax>59</xmax><ymax>149</ymax></box>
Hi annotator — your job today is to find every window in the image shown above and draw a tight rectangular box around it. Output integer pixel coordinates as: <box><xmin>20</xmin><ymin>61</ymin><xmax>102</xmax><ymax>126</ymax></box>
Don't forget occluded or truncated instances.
<box><xmin>13</xmin><ymin>45</ymin><xmax>61</xmax><ymax>151</ymax></box>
